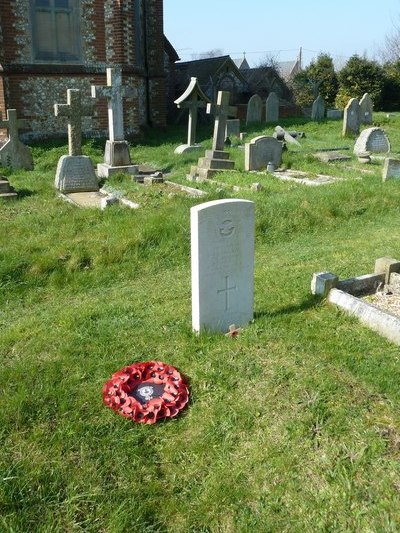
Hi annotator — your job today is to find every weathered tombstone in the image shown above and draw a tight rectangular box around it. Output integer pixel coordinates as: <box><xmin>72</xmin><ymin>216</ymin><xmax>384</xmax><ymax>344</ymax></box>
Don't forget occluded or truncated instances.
<box><xmin>359</xmin><ymin>93</ymin><xmax>373</xmax><ymax>125</ymax></box>
<box><xmin>274</xmin><ymin>125</ymin><xmax>300</xmax><ymax>146</ymax></box>
<box><xmin>382</xmin><ymin>158</ymin><xmax>400</xmax><ymax>181</ymax></box>
<box><xmin>91</xmin><ymin>68</ymin><xmax>138</xmax><ymax>177</ymax></box>
<box><xmin>314</xmin><ymin>151</ymin><xmax>351</xmax><ymax>163</ymax></box>
<box><xmin>225</xmin><ymin>119</ymin><xmax>240</xmax><ymax>139</ymax></box>
<box><xmin>246</xmin><ymin>94</ymin><xmax>263</xmax><ymax>125</ymax></box>
<box><xmin>354</xmin><ymin>127</ymin><xmax>390</xmax><ymax>155</ymax></box>
<box><xmin>54</xmin><ymin>89</ymin><xmax>98</xmax><ymax>193</ymax></box>
<box><xmin>342</xmin><ymin>98</ymin><xmax>360</xmax><ymax>136</ymax></box>
<box><xmin>174</xmin><ymin>77</ymin><xmax>211</xmax><ymax>154</ymax></box>
<box><xmin>0</xmin><ymin>109</ymin><xmax>33</xmax><ymax>170</ymax></box>
<box><xmin>245</xmin><ymin>135</ymin><xmax>282</xmax><ymax>171</ymax></box>
<box><xmin>327</xmin><ymin>109</ymin><xmax>342</xmax><ymax>119</ymax></box>
<box><xmin>191</xmin><ymin>198</ymin><xmax>255</xmax><ymax>333</ymax></box>
<box><xmin>265</xmin><ymin>92</ymin><xmax>279</xmax><ymax>123</ymax></box>
<box><xmin>188</xmin><ymin>91</ymin><xmax>236</xmax><ymax>180</ymax></box>
<box><xmin>311</xmin><ymin>95</ymin><xmax>325</xmax><ymax>120</ymax></box>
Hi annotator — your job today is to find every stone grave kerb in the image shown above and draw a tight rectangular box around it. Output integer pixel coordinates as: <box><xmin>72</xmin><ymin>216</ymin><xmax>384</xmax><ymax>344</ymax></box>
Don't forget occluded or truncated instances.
<box><xmin>207</xmin><ymin>91</ymin><xmax>237</xmax><ymax>152</ymax></box>
<box><xmin>0</xmin><ymin>109</ymin><xmax>29</xmax><ymax>142</ymax></box>
<box><xmin>54</xmin><ymin>88</ymin><xmax>94</xmax><ymax>156</ymax></box>
<box><xmin>174</xmin><ymin>77</ymin><xmax>211</xmax><ymax>148</ymax></box>
<box><xmin>91</xmin><ymin>67</ymin><xmax>136</xmax><ymax>142</ymax></box>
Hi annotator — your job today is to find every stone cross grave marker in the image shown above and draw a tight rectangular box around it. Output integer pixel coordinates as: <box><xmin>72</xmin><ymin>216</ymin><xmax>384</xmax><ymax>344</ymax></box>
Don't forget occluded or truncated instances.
<box><xmin>91</xmin><ymin>68</ymin><xmax>136</xmax><ymax>142</ymax></box>
<box><xmin>265</xmin><ymin>92</ymin><xmax>279</xmax><ymax>123</ymax></box>
<box><xmin>342</xmin><ymin>98</ymin><xmax>360</xmax><ymax>137</ymax></box>
<box><xmin>91</xmin><ymin>68</ymin><xmax>138</xmax><ymax>173</ymax></box>
<box><xmin>0</xmin><ymin>109</ymin><xmax>33</xmax><ymax>170</ymax></box>
<box><xmin>246</xmin><ymin>94</ymin><xmax>263</xmax><ymax>125</ymax></box>
<box><xmin>191</xmin><ymin>199</ymin><xmax>255</xmax><ymax>333</ymax></box>
<box><xmin>54</xmin><ymin>88</ymin><xmax>94</xmax><ymax>156</ymax></box>
<box><xmin>359</xmin><ymin>93</ymin><xmax>373</xmax><ymax>125</ymax></box>
<box><xmin>54</xmin><ymin>89</ymin><xmax>98</xmax><ymax>193</ymax></box>
<box><xmin>207</xmin><ymin>91</ymin><xmax>237</xmax><ymax>152</ymax></box>
<box><xmin>174</xmin><ymin>77</ymin><xmax>210</xmax><ymax>153</ymax></box>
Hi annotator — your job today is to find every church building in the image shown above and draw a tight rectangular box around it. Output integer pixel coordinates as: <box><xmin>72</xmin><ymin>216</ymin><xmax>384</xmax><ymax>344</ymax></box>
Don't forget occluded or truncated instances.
<box><xmin>0</xmin><ymin>0</ymin><xmax>175</xmax><ymax>139</ymax></box>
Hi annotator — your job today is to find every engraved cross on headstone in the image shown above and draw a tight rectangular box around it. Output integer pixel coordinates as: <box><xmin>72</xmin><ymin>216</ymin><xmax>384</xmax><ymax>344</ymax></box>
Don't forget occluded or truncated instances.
<box><xmin>54</xmin><ymin>89</ymin><xmax>94</xmax><ymax>157</ymax></box>
<box><xmin>91</xmin><ymin>68</ymin><xmax>136</xmax><ymax>142</ymax></box>
<box><xmin>0</xmin><ymin>109</ymin><xmax>29</xmax><ymax>142</ymax></box>
<box><xmin>207</xmin><ymin>91</ymin><xmax>237</xmax><ymax>152</ymax></box>
<box><xmin>217</xmin><ymin>275</ymin><xmax>237</xmax><ymax>311</ymax></box>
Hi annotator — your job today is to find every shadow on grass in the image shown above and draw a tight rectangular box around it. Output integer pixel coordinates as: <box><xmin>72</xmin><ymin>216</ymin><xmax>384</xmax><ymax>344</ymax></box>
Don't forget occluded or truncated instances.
<box><xmin>255</xmin><ymin>294</ymin><xmax>323</xmax><ymax>319</ymax></box>
<box><xmin>16</xmin><ymin>188</ymin><xmax>36</xmax><ymax>198</ymax></box>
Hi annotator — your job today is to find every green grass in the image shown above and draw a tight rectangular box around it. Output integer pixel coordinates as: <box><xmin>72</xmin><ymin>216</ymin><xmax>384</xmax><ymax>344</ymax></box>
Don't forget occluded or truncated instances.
<box><xmin>1</xmin><ymin>114</ymin><xmax>400</xmax><ymax>532</ymax></box>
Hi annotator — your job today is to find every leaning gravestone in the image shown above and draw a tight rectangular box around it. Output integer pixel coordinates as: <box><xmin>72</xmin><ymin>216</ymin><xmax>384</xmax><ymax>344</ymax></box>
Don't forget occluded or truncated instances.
<box><xmin>188</xmin><ymin>91</ymin><xmax>236</xmax><ymax>180</ymax></box>
<box><xmin>0</xmin><ymin>109</ymin><xmax>33</xmax><ymax>170</ymax></box>
<box><xmin>191</xmin><ymin>199</ymin><xmax>255</xmax><ymax>334</ymax></box>
<box><xmin>353</xmin><ymin>127</ymin><xmax>390</xmax><ymax>155</ymax></box>
<box><xmin>311</xmin><ymin>95</ymin><xmax>325</xmax><ymax>120</ymax></box>
<box><xmin>174</xmin><ymin>77</ymin><xmax>211</xmax><ymax>154</ymax></box>
<box><xmin>54</xmin><ymin>89</ymin><xmax>98</xmax><ymax>193</ymax></box>
<box><xmin>382</xmin><ymin>158</ymin><xmax>400</xmax><ymax>181</ymax></box>
<box><xmin>359</xmin><ymin>93</ymin><xmax>373</xmax><ymax>125</ymax></box>
<box><xmin>245</xmin><ymin>135</ymin><xmax>282</xmax><ymax>171</ymax></box>
<box><xmin>342</xmin><ymin>98</ymin><xmax>360</xmax><ymax>136</ymax></box>
<box><xmin>91</xmin><ymin>68</ymin><xmax>138</xmax><ymax>177</ymax></box>
<box><xmin>265</xmin><ymin>92</ymin><xmax>279</xmax><ymax>123</ymax></box>
<box><xmin>246</xmin><ymin>94</ymin><xmax>263</xmax><ymax>125</ymax></box>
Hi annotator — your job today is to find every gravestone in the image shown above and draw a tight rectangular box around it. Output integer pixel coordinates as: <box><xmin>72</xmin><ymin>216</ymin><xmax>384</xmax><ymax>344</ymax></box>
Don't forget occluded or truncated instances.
<box><xmin>54</xmin><ymin>89</ymin><xmax>98</xmax><ymax>193</ymax></box>
<box><xmin>0</xmin><ymin>109</ymin><xmax>33</xmax><ymax>170</ymax></box>
<box><xmin>327</xmin><ymin>109</ymin><xmax>342</xmax><ymax>119</ymax></box>
<box><xmin>188</xmin><ymin>91</ymin><xmax>236</xmax><ymax>180</ymax></box>
<box><xmin>245</xmin><ymin>135</ymin><xmax>282</xmax><ymax>171</ymax></box>
<box><xmin>314</xmin><ymin>151</ymin><xmax>351</xmax><ymax>163</ymax></box>
<box><xmin>265</xmin><ymin>92</ymin><xmax>279</xmax><ymax>122</ymax></box>
<box><xmin>359</xmin><ymin>93</ymin><xmax>373</xmax><ymax>125</ymax></box>
<box><xmin>342</xmin><ymin>98</ymin><xmax>360</xmax><ymax>137</ymax></box>
<box><xmin>382</xmin><ymin>158</ymin><xmax>400</xmax><ymax>181</ymax></box>
<box><xmin>191</xmin><ymin>198</ymin><xmax>255</xmax><ymax>333</ymax></box>
<box><xmin>91</xmin><ymin>68</ymin><xmax>138</xmax><ymax>177</ymax></box>
<box><xmin>174</xmin><ymin>77</ymin><xmax>211</xmax><ymax>154</ymax></box>
<box><xmin>0</xmin><ymin>176</ymin><xmax>17</xmax><ymax>200</ymax></box>
<box><xmin>274</xmin><ymin>125</ymin><xmax>300</xmax><ymax>146</ymax></box>
<box><xmin>225</xmin><ymin>119</ymin><xmax>240</xmax><ymax>139</ymax></box>
<box><xmin>311</xmin><ymin>95</ymin><xmax>325</xmax><ymax>120</ymax></box>
<box><xmin>353</xmin><ymin>127</ymin><xmax>390</xmax><ymax>155</ymax></box>
<box><xmin>246</xmin><ymin>94</ymin><xmax>263</xmax><ymax>125</ymax></box>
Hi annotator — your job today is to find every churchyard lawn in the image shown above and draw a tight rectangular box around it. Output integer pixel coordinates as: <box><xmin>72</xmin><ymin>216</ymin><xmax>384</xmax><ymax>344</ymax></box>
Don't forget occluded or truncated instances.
<box><xmin>1</xmin><ymin>114</ymin><xmax>400</xmax><ymax>532</ymax></box>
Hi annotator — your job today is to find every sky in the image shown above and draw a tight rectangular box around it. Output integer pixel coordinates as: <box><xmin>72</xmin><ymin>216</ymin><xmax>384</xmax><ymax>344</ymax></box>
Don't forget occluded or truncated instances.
<box><xmin>164</xmin><ymin>0</ymin><xmax>400</xmax><ymax>68</ymax></box>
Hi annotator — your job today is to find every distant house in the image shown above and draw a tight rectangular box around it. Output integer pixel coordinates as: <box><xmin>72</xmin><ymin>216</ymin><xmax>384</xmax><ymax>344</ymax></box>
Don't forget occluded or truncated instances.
<box><xmin>174</xmin><ymin>55</ymin><xmax>247</xmax><ymax>104</ymax></box>
<box><xmin>0</xmin><ymin>0</ymin><xmax>179</xmax><ymax>139</ymax></box>
<box><xmin>277</xmin><ymin>50</ymin><xmax>302</xmax><ymax>82</ymax></box>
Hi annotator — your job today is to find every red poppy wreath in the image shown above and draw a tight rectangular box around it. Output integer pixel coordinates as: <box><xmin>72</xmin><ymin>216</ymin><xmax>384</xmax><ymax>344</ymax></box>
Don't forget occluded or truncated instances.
<box><xmin>102</xmin><ymin>361</ymin><xmax>189</xmax><ymax>424</ymax></box>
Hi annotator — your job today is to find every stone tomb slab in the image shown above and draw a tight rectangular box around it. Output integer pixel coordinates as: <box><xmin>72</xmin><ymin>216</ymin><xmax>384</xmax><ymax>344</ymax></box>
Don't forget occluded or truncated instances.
<box><xmin>191</xmin><ymin>199</ymin><xmax>254</xmax><ymax>333</ymax></box>
<box><xmin>245</xmin><ymin>135</ymin><xmax>282</xmax><ymax>171</ymax></box>
<box><xmin>314</xmin><ymin>151</ymin><xmax>351</xmax><ymax>163</ymax></box>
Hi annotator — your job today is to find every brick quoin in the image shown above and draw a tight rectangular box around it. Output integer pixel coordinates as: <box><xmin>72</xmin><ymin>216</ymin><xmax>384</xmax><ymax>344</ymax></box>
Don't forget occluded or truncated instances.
<box><xmin>0</xmin><ymin>0</ymin><xmax>170</xmax><ymax>139</ymax></box>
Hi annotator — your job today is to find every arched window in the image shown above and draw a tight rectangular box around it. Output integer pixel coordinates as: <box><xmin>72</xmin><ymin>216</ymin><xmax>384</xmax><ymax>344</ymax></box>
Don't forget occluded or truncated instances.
<box><xmin>31</xmin><ymin>0</ymin><xmax>81</xmax><ymax>62</ymax></box>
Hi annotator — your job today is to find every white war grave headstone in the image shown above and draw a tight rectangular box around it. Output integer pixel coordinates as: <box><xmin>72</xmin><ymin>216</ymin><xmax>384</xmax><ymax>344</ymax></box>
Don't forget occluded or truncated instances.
<box><xmin>246</xmin><ymin>94</ymin><xmax>263</xmax><ymax>125</ymax></box>
<box><xmin>189</xmin><ymin>91</ymin><xmax>236</xmax><ymax>180</ymax></box>
<box><xmin>91</xmin><ymin>68</ymin><xmax>138</xmax><ymax>177</ymax></box>
<box><xmin>174</xmin><ymin>77</ymin><xmax>210</xmax><ymax>154</ymax></box>
<box><xmin>265</xmin><ymin>92</ymin><xmax>279</xmax><ymax>123</ymax></box>
<box><xmin>359</xmin><ymin>93</ymin><xmax>373</xmax><ymax>125</ymax></box>
<box><xmin>311</xmin><ymin>94</ymin><xmax>325</xmax><ymax>120</ymax></box>
<box><xmin>0</xmin><ymin>109</ymin><xmax>33</xmax><ymax>170</ymax></box>
<box><xmin>245</xmin><ymin>135</ymin><xmax>282</xmax><ymax>171</ymax></box>
<box><xmin>54</xmin><ymin>89</ymin><xmax>98</xmax><ymax>193</ymax></box>
<box><xmin>342</xmin><ymin>98</ymin><xmax>360</xmax><ymax>137</ymax></box>
<box><xmin>191</xmin><ymin>199</ymin><xmax>255</xmax><ymax>333</ymax></box>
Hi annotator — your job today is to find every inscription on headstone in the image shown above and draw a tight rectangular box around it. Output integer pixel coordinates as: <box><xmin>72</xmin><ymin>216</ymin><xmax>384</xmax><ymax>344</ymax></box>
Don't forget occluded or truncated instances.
<box><xmin>191</xmin><ymin>199</ymin><xmax>255</xmax><ymax>333</ymax></box>
<box><xmin>354</xmin><ymin>127</ymin><xmax>390</xmax><ymax>155</ymax></box>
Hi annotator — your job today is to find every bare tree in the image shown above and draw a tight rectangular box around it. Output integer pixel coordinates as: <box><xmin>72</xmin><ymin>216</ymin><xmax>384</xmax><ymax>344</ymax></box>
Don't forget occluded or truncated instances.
<box><xmin>380</xmin><ymin>19</ymin><xmax>400</xmax><ymax>62</ymax></box>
